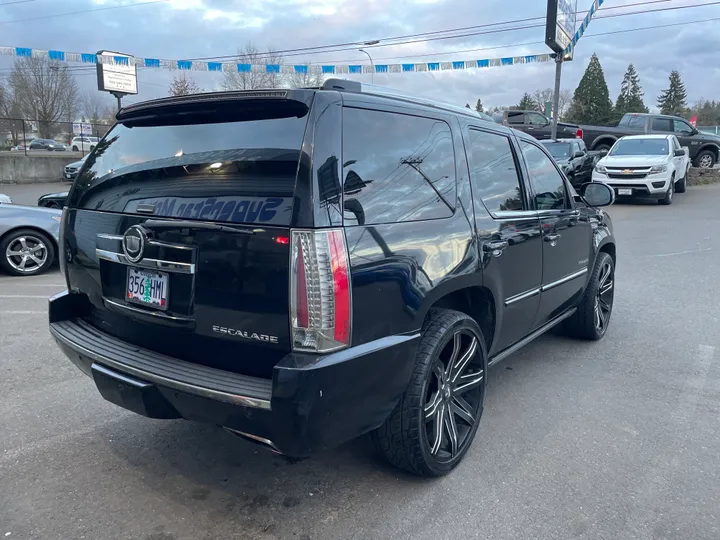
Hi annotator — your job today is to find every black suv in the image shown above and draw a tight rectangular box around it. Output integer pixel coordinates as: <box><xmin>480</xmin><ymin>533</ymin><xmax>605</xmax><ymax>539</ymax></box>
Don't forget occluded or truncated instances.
<box><xmin>50</xmin><ymin>80</ymin><xmax>617</xmax><ymax>477</ymax></box>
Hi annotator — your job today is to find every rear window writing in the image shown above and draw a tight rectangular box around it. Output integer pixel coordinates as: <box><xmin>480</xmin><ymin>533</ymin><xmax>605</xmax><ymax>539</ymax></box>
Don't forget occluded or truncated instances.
<box><xmin>69</xmin><ymin>110</ymin><xmax>309</xmax><ymax>226</ymax></box>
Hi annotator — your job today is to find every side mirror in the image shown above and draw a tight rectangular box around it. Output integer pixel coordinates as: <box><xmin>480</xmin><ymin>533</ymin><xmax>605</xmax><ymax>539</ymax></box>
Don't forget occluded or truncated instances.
<box><xmin>691</xmin><ymin>128</ymin><xmax>699</xmax><ymax>136</ymax></box>
<box><xmin>674</xmin><ymin>149</ymin><xmax>686</xmax><ymax>157</ymax></box>
<box><xmin>574</xmin><ymin>151</ymin><xmax>585</xmax><ymax>158</ymax></box>
<box><xmin>580</xmin><ymin>182</ymin><xmax>615</xmax><ymax>207</ymax></box>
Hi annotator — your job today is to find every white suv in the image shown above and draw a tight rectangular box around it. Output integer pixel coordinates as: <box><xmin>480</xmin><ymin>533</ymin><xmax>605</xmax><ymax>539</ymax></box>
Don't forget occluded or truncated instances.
<box><xmin>70</xmin><ymin>136</ymin><xmax>99</xmax><ymax>152</ymax></box>
<box><xmin>592</xmin><ymin>134</ymin><xmax>690</xmax><ymax>205</ymax></box>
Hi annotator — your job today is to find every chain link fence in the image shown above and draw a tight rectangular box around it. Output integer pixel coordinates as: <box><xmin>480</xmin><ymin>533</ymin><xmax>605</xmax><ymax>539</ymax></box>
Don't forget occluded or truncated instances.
<box><xmin>0</xmin><ymin>118</ymin><xmax>113</xmax><ymax>156</ymax></box>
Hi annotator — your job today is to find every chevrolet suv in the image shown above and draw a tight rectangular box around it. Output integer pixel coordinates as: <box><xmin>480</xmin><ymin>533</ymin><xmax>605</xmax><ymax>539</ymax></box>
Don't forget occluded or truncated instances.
<box><xmin>50</xmin><ymin>80</ymin><xmax>617</xmax><ymax>477</ymax></box>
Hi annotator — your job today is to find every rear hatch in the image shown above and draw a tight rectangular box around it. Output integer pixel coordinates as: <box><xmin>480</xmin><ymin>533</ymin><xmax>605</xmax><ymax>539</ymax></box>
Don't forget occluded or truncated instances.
<box><xmin>64</xmin><ymin>92</ymin><xmax>313</xmax><ymax>378</ymax></box>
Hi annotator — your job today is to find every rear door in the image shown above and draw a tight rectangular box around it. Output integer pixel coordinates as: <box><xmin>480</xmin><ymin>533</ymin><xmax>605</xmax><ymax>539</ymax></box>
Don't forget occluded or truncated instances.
<box><xmin>518</xmin><ymin>139</ymin><xmax>592</xmax><ymax>329</ymax></box>
<box><xmin>464</xmin><ymin>126</ymin><xmax>542</xmax><ymax>353</ymax></box>
<box><xmin>525</xmin><ymin>112</ymin><xmax>551</xmax><ymax>140</ymax></box>
<box><xmin>65</xmin><ymin>93</ymin><xmax>315</xmax><ymax>378</ymax></box>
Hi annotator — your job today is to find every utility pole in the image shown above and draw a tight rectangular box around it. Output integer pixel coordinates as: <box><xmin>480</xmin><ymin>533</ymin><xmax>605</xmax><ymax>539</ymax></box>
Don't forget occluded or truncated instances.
<box><xmin>111</xmin><ymin>92</ymin><xmax>123</xmax><ymax>112</ymax></box>
<box><xmin>550</xmin><ymin>55</ymin><xmax>562</xmax><ymax>140</ymax></box>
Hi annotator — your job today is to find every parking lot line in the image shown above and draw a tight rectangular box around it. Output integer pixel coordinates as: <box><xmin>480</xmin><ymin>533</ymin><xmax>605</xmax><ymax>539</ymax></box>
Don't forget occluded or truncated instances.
<box><xmin>2</xmin><ymin>310</ymin><xmax>46</xmax><ymax>314</ymax></box>
<box><xmin>0</xmin><ymin>295</ymin><xmax>50</xmax><ymax>299</ymax></box>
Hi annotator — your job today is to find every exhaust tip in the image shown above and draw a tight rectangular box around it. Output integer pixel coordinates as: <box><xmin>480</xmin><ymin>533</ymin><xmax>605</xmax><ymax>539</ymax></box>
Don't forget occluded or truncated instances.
<box><xmin>224</xmin><ymin>427</ymin><xmax>283</xmax><ymax>455</ymax></box>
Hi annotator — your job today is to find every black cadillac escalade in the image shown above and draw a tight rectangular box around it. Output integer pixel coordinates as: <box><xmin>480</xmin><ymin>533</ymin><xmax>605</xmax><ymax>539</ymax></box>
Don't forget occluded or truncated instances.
<box><xmin>49</xmin><ymin>80</ymin><xmax>617</xmax><ymax>477</ymax></box>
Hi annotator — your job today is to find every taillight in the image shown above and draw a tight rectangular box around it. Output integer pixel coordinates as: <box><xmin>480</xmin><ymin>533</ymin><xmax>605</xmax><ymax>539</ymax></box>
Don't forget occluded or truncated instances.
<box><xmin>290</xmin><ymin>229</ymin><xmax>352</xmax><ymax>352</ymax></box>
<box><xmin>576</xmin><ymin>128</ymin><xmax>583</xmax><ymax>139</ymax></box>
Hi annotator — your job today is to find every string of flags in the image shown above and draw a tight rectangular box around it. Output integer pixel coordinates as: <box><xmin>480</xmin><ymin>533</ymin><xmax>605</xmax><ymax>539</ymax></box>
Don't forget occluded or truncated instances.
<box><xmin>0</xmin><ymin>45</ymin><xmax>555</xmax><ymax>74</ymax></box>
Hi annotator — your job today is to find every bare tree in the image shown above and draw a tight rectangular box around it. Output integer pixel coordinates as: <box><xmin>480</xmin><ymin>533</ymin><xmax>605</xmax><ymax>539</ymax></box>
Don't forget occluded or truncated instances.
<box><xmin>9</xmin><ymin>57</ymin><xmax>79</xmax><ymax>138</ymax></box>
<box><xmin>557</xmin><ymin>89</ymin><xmax>572</xmax><ymax>120</ymax></box>
<box><xmin>532</xmin><ymin>88</ymin><xmax>573</xmax><ymax>119</ymax></box>
<box><xmin>0</xmin><ymin>79</ymin><xmax>24</xmax><ymax>145</ymax></box>
<box><xmin>286</xmin><ymin>63</ymin><xmax>326</xmax><ymax>88</ymax></box>
<box><xmin>169</xmin><ymin>72</ymin><xmax>202</xmax><ymax>96</ymax></box>
<box><xmin>222</xmin><ymin>42</ymin><xmax>284</xmax><ymax>90</ymax></box>
<box><xmin>79</xmin><ymin>90</ymin><xmax>113</xmax><ymax>124</ymax></box>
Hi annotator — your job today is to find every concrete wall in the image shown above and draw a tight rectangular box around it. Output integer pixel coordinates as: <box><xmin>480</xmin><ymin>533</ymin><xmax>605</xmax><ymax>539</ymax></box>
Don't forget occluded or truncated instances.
<box><xmin>0</xmin><ymin>155</ymin><xmax>76</xmax><ymax>184</ymax></box>
<box><xmin>688</xmin><ymin>167</ymin><xmax>720</xmax><ymax>186</ymax></box>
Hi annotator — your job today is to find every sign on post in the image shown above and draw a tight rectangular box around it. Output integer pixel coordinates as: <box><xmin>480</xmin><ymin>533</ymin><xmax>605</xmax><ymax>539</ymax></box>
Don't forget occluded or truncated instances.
<box><xmin>545</xmin><ymin>0</ymin><xmax>577</xmax><ymax>55</ymax></box>
<box><xmin>96</xmin><ymin>50</ymin><xmax>138</xmax><ymax>95</ymax></box>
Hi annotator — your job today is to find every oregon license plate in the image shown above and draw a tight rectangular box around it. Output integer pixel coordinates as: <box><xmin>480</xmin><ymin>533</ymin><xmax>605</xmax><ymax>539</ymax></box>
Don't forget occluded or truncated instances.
<box><xmin>126</xmin><ymin>268</ymin><xmax>169</xmax><ymax>310</ymax></box>
<box><xmin>618</xmin><ymin>188</ymin><xmax>632</xmax><ymax>195</ymax></box>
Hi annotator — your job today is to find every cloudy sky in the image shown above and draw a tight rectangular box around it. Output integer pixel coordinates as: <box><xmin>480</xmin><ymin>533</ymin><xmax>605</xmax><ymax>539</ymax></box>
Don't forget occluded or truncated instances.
<box><xmin>1</xmin><ymin>0</ymin><xmax>719</xmax><ymax>114</ymax></box>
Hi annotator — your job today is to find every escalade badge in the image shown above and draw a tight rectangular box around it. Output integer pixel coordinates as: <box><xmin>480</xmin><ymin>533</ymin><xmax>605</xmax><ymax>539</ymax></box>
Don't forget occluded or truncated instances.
<box><xmin>122</xmin><ymin>225</ymin><xmax>147</xmax><ymax>263</ymax></box>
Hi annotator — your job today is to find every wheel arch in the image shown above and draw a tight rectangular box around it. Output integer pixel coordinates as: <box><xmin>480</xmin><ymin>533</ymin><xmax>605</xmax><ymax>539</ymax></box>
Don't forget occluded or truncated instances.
<box><xmin>416</xmin><ymin>279</ymin><xmax>497</xmax><ymax>353</ymax></box>
<box><xmin>697</xmin><ymin>144</ymin><xmax>719</xmax><ymax>161</ymax></box>
<box><xmin>591</xmin><ymin>136</ymin><xmax>617</xmax><ymax>150</ymax></box>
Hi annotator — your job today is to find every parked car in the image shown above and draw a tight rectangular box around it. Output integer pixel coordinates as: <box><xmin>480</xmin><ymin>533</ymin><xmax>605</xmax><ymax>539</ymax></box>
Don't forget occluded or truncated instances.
<box><xmin>70</xmin><ymin>136</ymin><xmax>99</xmax><ymax>152</ymax></box>
<box><xmin>540</xmin><ymin>138</ymin><xmax>604</xmax><ymax>186</ymax></box>
<box><xmin>37</xmin><ymin>191</ymin><xmax>69</xmax><ymax>209</ymax></box>
<box><xmin>492</xmin><ymin>109</ymin><xmax>583</xmax><ymax>140</ymax></box>
<box><xmin>580</xmin><ymin>112</ymin><xmax>720</xmax><ymax>168</ymax></box>
<box><xmin>10</xmin><ymin>144</ymin><xmax>27</xmax><ymax>152</ymax></box>
<box><xmin>592</xmin><ymin>134</ymin><xmax>690</xmax><ymax>205</ymax></box>
<box><xmin>28</xmin><ymin>138</ymin><xmax>65</xmax><ymax>151</ymax></box>
<box><xmin>0</xmin><ymin>202</ymin><xmax>61</xmax><ymax>275</ymax></box>
<box><xmin>49</xmin><ymin>80</ymin><xmax>617</xmax><ymax>477</ymax></box>
<box><xmin>0</xmin><ymin>194</ymin><xmax>12</xmax><ymax>204</ymax></box>
<box><xmin>63</xmin><ymin>155</ymin><xmax>87</xmax><ymax>181</ymax></box>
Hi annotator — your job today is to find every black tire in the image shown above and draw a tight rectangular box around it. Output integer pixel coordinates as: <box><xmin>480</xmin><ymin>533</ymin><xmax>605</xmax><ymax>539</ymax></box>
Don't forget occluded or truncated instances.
<box><xmin>72</xmin><ymin>146</ymin><xmax>78</xmax><ymax>152</ymax></box>
<box><xmin>693</xmin><ymin>150</ymin><xmax>715</xmax><ymax>169</ymax></box>
<box><xmin>564</xmin><ymin>252</ymin><xmax>615</xmax><ymax>340</ymax></box>
<box><xmin>90</xmin><ymin>145</ymin><xmax>95</xmax><ymax>151</ymax></box>
<box><xmin>0</xmin><ymin>228</ymin><xmax>56</xmax><ymax>276</ymax></box>
<box><xmin>373</xmin><ymin>309</ymin><xmax>488</xmax><ymax>477</ymax></box>
<box><xmin>675</xmin><ymin>167</ymin><xmax>688</xmax><ymax>193</ymax></box>
<box><xmin>593</xmin><ymin>143</ymin><xmax>612</xmax><ymax>153</ymax></box>
<box><xmin>659</xmin><ymin>176</ymin><xmax>674</xmax><ymax>205</ymax></box>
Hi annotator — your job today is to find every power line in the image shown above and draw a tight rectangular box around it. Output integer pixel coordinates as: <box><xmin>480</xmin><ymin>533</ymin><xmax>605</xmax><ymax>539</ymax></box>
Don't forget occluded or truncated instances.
<box><xmin>185</xmin><ymin>0</ymin><xmax>680</xmax><ymax>61</ymax></box>
<box><xmin>0</xmin><ymin>0</ymin><xmax>37</xmax><ymax>6</ymax></box>
<box><xmin>0</xmin><ymin>0</ymin><xmax>170</xmax><ymax>24</ymax></box>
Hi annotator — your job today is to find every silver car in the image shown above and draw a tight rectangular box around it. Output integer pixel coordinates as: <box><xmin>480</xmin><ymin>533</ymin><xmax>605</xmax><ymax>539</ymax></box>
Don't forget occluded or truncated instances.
<box><xmin>0</xmin><ymin>197</ymin><xmax>61</xmax><ymax>276</ymax></box>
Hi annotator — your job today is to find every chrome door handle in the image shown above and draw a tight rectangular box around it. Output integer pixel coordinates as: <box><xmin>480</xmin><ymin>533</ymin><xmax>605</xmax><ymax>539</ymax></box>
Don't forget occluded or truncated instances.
<box><xmin>544</xmin><ymin>233</ymin><xmax>561</xmax><ymax>244</ymax></box>
<box><xmin>484</xmin><ymin>240</ymin><xmax>508</xmax><ymax>256</ymax></box>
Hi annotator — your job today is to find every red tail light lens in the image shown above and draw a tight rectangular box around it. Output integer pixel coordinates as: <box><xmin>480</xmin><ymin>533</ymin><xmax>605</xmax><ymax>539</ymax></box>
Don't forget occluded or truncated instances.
<box><xmin>290</xmin><ymin>229</ymin><xmax>352</xmax><ymax>352</ymax></box>
<box><xmin>576</xmin><ymin>128</ymin><xmax>583</xmax><ymax>139</ymax></box>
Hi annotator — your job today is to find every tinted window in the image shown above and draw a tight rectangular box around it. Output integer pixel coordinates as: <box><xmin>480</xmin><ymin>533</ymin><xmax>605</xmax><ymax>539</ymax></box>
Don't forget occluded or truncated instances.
<box><xmin>520</xmin><ymin>141</ymin><xmax>568</xmax><ymax>210</ymax></box>
<box><xmin>526</xmin><ymin>112</ymin><xmax>548</xmax><ymax>126</ymax></box>
<box><xmin>673</xmin><ymin>120</ymin><xmax>693</xmax><ymax>134</ymax></box>
<box><xmin>69</xmin><ymin>102</ymin><xmax>309</xmax><ymax>226</ymax></box>
<box><xmin>651</xmin><ymin>118</ymin><xmax>673</xmax><ymax>132</ymax></box>
<box><xmin>342</xmin><ymin>108</ymin><xmax>455</xmax><ymax>225</ymax></box>
<box><xmin>619</xmin><ymin>115</ymin><xmax>645</xmax><ymax>129</ymax></box>
<box><xmin>467</xmin><ymin>129</ymin><xmax>524</xmax><ymax>214</ymax></box>
<box><xmin>506</xmin><ymin>111</ymin><xmax>525</xmax><ymax>125</ymax></box>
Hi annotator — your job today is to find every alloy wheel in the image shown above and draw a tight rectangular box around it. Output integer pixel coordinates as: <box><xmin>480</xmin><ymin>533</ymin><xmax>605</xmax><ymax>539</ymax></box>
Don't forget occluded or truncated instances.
<box><xmin>594</xmin><ymin>260</ymin><xmax>614</xmax><ymax>334</ymax></box>
<box><xmin>699</xmin><ymin>154</ymin><xmax>713</xmax><ymax>168</ymax></box>
<box><xmin>423</xmin><ymin>329</ymin><xmax>485</xmax><ymax>462</ymax></box>
<box><xmin>5</xmin><ymin>235</ymin><xmax>48</xmax><ymax>273</ymax></box>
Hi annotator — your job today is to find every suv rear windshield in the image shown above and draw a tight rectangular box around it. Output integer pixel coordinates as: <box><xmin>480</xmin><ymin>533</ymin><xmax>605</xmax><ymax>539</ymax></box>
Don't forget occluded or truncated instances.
<box><xmin>68</xmin><ymin>103</ymin><xmax>309</xmax><ymax>226</ymax></box>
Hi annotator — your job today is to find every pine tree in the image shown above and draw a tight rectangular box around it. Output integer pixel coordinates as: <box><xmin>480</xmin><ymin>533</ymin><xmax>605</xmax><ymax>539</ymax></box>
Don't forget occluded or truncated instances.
<box><xmin>169</xmin><ymin>72</ymin><xmax>201</xmax><ymax>96</ymax></box>
<box><xmin>615</xmin><ymin>64</ymin><xmax>648</xmax><ymax>120</ymax></box>
<box><xmin>465</xmin><ymin>103</ymin><xmax>471</xmax><ymax>109</ymax></box>
<box><xmin>657</xmin><ymin>70</ymin><xmax>688</xmax><ymax>117</ymax></box>
<box><xmin>475</xmin><ymin>98</ymin><xmax>484</xmax><ymax>113</ymax></box>
<box><xmin>517</xmin><ymin>93</ymin><xmax>536</xmax><ymax>111</ymax></box>
<box><xmin>565</xmin><ymin>53</ymin><xmax>614</xmax><ymax>125</ymax></box>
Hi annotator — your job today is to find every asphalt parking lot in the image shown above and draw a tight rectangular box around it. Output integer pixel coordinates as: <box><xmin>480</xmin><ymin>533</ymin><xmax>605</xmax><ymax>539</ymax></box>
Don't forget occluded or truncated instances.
<box><xmin>2</xmin><ymin>185</ymin><xmax>719</xmax><ymax>540</ymax></box>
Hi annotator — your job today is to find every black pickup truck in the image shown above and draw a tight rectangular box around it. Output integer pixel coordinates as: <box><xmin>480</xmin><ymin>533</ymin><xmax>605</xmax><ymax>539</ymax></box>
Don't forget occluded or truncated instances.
<box><xmin>581</xmin><ymin>113</ymin><xmax>720</xmax><ymax>168</ymax></box>
<box><xmin>540</xmin><ymin>138</ymin><xmax>603</xmax><ymax>186</ymax></box>
<box><xmin>492</xmin><ymin>110</ymin><xmax>582</xmax><ymax>140</ymax></box>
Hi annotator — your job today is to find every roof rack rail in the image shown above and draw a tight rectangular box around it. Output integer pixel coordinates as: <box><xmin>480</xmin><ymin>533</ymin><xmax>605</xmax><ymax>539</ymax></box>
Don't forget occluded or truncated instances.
<box><xmin>321</xmin><ymin>78</ymin><xmax>483</xmax><ymax>119</ymax></box>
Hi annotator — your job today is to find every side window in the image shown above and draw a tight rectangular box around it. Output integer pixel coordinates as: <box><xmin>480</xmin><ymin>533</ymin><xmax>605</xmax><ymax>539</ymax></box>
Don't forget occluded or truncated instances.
<box><xmin>672</xmin><ymin>137</ymin><xmax>681</xmax><ymax>151</ymax></box>
<box><xmin>342</xmin><ymin>108</ymin><xmax>456</xmax><ymax>226</ymax></box>
<box><xmin>526</xmin><ymin>112</ymin><xmax>548</xmax><ymax>126</ymax></box>
<box><xmin>466</xmin><ymin>129</ymin><xmax>525</xmax><ymax>214</ymax></box>
<box><xmin>520</xmin><ymin>141</ymin><xmax>568</xmax><ymax>211</ymax></box>
<box><xmin>673</xmin><ymin>120</ymin><xmax>693</xmax><ymax>134</ymax></box>
<box><xmin>651</xmin><ymin>118</ymin><xmax>673</xmax><ymax>132</ymax></box>
<box><xmin>506</xmin><ymin>111</ymin><xmax>525</xmax><ymax>125</ymax></box>
<box><xmin>622</xmin><ymin>116</ymin><xmax>645</xmax><ymax>129</ymax></box>
<box><xmin>571</xmin><ymin>141</ymin><xmax>580</xmax><ymax>155</ymax></box>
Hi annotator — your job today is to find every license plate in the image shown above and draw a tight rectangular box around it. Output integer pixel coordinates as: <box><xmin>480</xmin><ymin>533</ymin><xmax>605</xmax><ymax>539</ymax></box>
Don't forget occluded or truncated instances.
<box><xmin>618</xmin><ymin>188</ymin><xmax>632</xmax><ymax>195</ymax></box>
<box><xmin>126</xmin><ymin>268</ymin><xmax>169</xmax><ymax>310</ymax></box>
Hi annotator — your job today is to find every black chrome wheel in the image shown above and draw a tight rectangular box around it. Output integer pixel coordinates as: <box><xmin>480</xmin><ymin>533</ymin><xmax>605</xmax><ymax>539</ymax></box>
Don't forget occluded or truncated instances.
<box><xmin>423</xmin><ymin>330</ymin><xmax>484</xmax><ymax>462</ymax></box>
<box><xmin>594</xmin><ymin>259</ymin><xmax>614</xmax><ymax>335</ymax></box>
<box><xmin>373</xmin><ymin>309</ymin><xmax>488</xmax><ymax>477</ymax></box>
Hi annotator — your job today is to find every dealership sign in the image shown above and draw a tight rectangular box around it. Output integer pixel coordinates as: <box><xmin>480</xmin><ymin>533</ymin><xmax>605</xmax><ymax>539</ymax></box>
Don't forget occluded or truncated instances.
<box><xmin>72</xmin><ymin>122</ymin><xmax>93</xmax><ymax>135</ymax></box>
<box><xmin>545</xmin><ymin>0</ymin><xmax>577</xmax><ymax>55</ymax></box>
<box><xmin>96</xmin><ymin>50</ymin><xmax>138</xmax><ymax>95</ymax></box>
